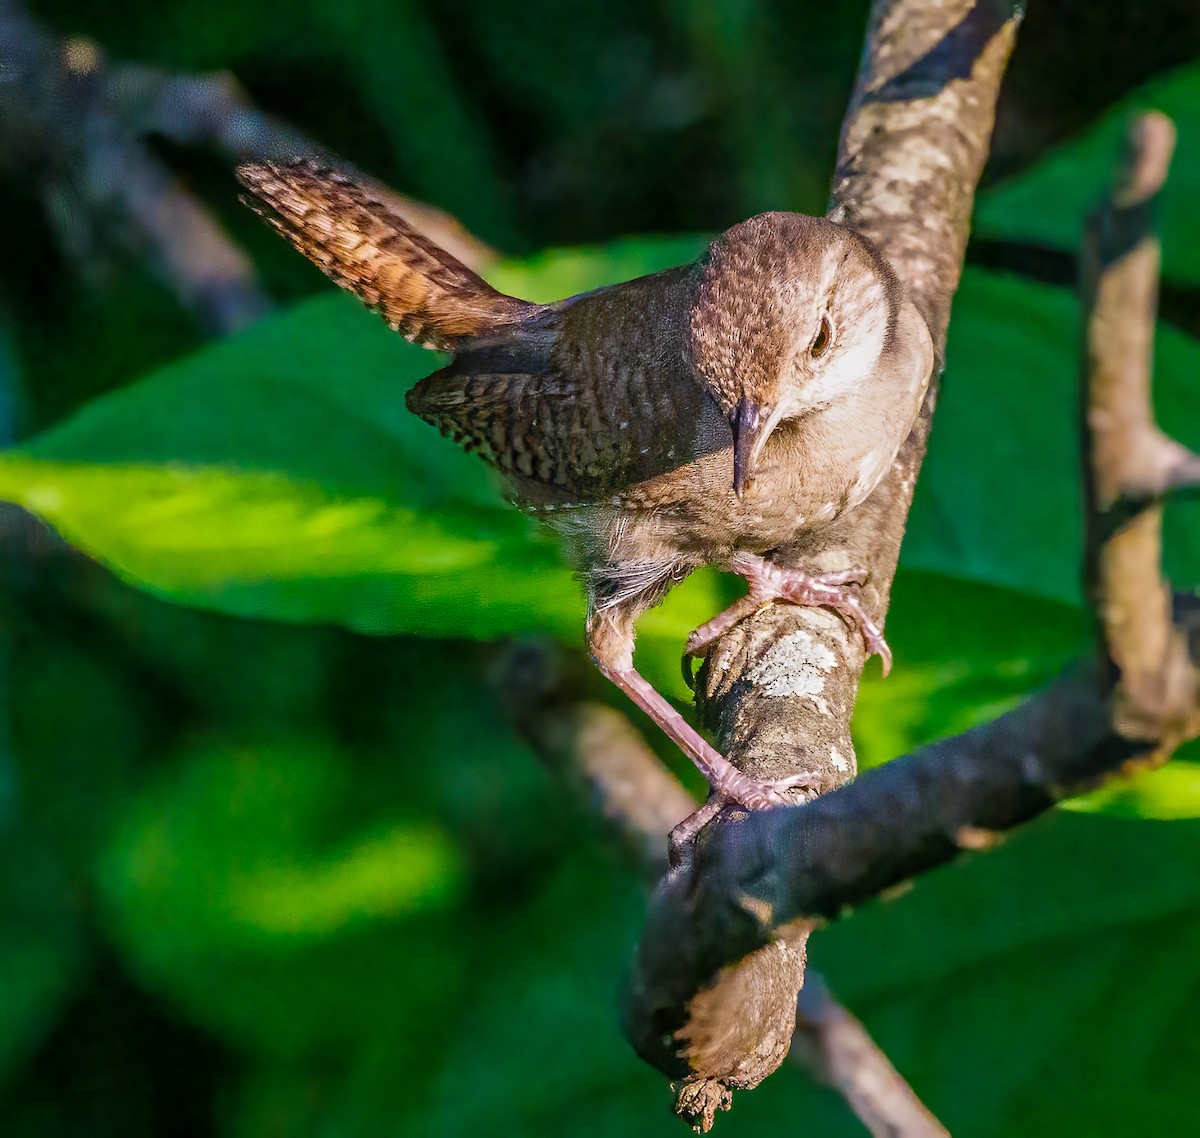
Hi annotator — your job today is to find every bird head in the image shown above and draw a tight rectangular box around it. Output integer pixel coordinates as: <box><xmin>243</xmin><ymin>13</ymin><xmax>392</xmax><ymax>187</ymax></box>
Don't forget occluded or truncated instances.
<box><xmin>688</xmin><ymin>213</ymin><xmax>900</xmax><ymax>496</ymax></box>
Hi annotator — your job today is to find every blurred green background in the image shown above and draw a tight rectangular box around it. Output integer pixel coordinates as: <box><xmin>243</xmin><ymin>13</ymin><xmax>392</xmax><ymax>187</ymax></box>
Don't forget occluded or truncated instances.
<box><xmin>2</xmin><ymin>1</ymin><xmax>1200</xmax><ymax>1134</ymax></box>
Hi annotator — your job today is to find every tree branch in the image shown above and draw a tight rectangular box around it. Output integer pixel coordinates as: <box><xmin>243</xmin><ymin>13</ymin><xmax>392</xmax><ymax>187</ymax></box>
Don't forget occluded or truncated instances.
<box><xmin>497</xmin><ymin>638</ymin><xmax>948</xmax><ymax>1134</ymax></box>
<box><xmin>623</xmin><ymin>1</ymin><xmax>1024</xmax><ymax>1123</ymax></box>
<box><xmin>494</xmin><ymin>640</ymin><xmax>697</xmax><ymax>878</ymax></box>
<box><xmin>692</xmin><ymin>0</ymin><xmax>1022</xmax><ymax>802</ymax></box>
<box><xmin>624</xmin><ymin>99</ymin><xmax>1200</xmax><ymax>1129</ymax></box>
<box><xmin>793</xmin><ymin>972</ymin><xmax>949</xmax><ymax>1138</ymax></box>
<box><xmin>0</xmin><ymin>0</ymin><xmax>495</xmax><ymax>334</ymax></box>
<box><xmin>1081</xmin><ymin>111</ymin><xmax>1200</xmax><ymax>741</ymax></box>
<box><xmin>100</xmin><ymin>60</ymin><xmax>498</xmax><ymax>272</ymax></box>
<box><xmin>0</xmin><ymin>4</ymin><xmax>269</xmax><ymax>333</ymax></box>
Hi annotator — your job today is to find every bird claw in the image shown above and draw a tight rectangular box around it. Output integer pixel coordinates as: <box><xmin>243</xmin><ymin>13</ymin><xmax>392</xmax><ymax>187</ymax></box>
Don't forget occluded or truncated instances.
<box><xmin>800</xmin><ymin>565</ymin><xmax>867</xmax><ymax>588</ymax></box>
<box><xmin>668</xmin><ymin>769</ymin><xmax>818</xmax><ymax>864</ymax></box>
<box><xmin>716</xmin><ymin>766</ymin><xmax>820</xmax><ymax>810</ymax></box>
<box><xmin>681</xmin><ymin>651</ymin><xmax>698</xmax><ymax>691</ymax></box>
<box><xmin>686</xmin><ymin>553</ymin><xmax>892</xmax><ymax>675</ymax></box>
<box><xmin>683</xmin><ymin>593</ymin><xmax>765</xmax><ymax>661</ymax></box>
<box><xmin>787</xmin><ymin>579</ymin><xmax>892</xmax><ymax>677</ymax></box>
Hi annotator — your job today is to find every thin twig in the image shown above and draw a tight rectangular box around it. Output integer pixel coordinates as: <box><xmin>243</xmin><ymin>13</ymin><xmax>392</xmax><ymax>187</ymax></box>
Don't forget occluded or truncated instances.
<box><xmin>494</xmin><ymin>640</ymin><xmax>696</xmax><ymax>878</ymax></box>
<box><xmin>103</xmin><ymin>60</ymin><xmax>499</xmax><ymax>272</ymax></box>
<box><xmin>0</xmin><ymin>0</ymin><xmax>496</xmax><ymax>335</ymax></box>
<box><xmin>793</xmin><ymin>973</ymin><xmax>949</xmax><ymax>1138</ymax></box>
<box><xmin>1082</xmin><ymin>111</ymin><xmax>1199</xmax><ymax>741</ymax></box>
<box><xmin>41</xmin><ymin>30</ymin><xmax>271</xmax><ymax>333</ymax></box>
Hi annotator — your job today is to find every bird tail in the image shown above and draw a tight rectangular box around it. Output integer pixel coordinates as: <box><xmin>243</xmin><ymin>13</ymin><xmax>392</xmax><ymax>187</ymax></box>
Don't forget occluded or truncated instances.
<box><xmin>236</xmin><ymin>159</ymin><xmax>536</xmax><ymax>351</ymax></box>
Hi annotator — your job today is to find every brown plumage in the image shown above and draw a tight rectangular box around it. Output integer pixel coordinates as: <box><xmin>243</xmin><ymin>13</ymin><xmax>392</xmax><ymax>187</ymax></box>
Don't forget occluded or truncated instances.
<box><xmin>237</xmin><ymin>158</ymin><xmax>934</xmax><ymax>810</ymax></box>
<box><xmin>237</xmin><ymin>162</ymin><xmax>532</xmax><ymax>350</ymax></box>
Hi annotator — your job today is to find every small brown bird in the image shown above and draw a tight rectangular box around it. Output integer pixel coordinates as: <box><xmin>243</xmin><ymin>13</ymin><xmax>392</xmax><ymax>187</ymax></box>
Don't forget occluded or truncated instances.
<box><xmin>237</xmin><ymin>160</ymin><xmax>933</xmax><ymax>810</ymax></box>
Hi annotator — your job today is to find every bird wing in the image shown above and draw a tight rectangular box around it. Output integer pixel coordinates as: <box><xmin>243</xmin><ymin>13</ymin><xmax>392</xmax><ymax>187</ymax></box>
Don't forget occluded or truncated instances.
<box><xmin>406</xmin><ymin>361</ymin><xmax>585</xmax><ymax>494</ymax></box>
<box><xmin>406</xmin><ymin>267</ymin><xmax>721</xmax><ymax>505</ymax></box>
<box><xmin>237</xmin><ymin>159</ymin><xmax>536</xmax><ymax>350</ymax></box>
<box><xmin>239</xmin><ymin>162</ymin><xmax>722</xmax><ymax>504</ymax></box>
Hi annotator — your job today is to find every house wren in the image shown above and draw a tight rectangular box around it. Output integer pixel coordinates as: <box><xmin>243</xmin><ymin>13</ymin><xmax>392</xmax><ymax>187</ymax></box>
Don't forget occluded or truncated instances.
<box><xmin>237</xmin><ymin>160</ymin><xmax>933</xmax><ymax>810</ymax></box>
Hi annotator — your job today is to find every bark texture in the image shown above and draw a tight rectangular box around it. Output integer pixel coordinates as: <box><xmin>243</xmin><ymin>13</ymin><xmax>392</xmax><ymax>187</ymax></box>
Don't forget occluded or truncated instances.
<box><xmin>624</xmin><ymin>4</ymin><xmax>1025</xmax><ymax>1123</ymax></box>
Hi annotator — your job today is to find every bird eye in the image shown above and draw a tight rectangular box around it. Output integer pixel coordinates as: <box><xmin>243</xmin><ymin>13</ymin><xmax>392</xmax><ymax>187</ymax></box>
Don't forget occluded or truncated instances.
<box><xmin>810</xmin><ymin>315</ymin><xmax>833</xmax><ymax>358</ymax></box>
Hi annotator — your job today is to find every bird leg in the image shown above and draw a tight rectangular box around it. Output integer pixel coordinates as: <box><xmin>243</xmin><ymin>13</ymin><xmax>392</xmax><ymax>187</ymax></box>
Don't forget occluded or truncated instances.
<box><xmin>686</xmin><ymin>550</ymin><xmax>892</xmax><ymax>675</ymax></box>
<box><xmin>595</xmin><ymin>660</ymin><xmax>817</xmax><ymax>809</ymax></box>
<box><xmin>588</xmin><ymin>612</ymin><xmax>816</xmax><ymax>811</ymax></box>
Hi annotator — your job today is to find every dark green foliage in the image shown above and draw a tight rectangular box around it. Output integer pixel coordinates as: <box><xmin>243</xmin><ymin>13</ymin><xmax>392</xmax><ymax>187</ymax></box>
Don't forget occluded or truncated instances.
<box><xmin>3</xmin><ymin>3</ymin><xmax>1200</xmax><ymax>1135</ymax></box>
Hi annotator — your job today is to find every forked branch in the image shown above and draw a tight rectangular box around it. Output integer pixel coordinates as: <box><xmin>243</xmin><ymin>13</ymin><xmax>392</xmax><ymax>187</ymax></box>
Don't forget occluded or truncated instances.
<box><xmin>623</xmin><ymin>103</ymin><xmax>1200</xmax><ymax>1131</ymax></box>
<box><xmin>625</xmin><ymin>0</ymin><xmax>1025</xmax><ymax>1123</ymax></box>
<box><xmin>497</xmin><ymin>638</ymin><xmax>947</xmax><ymax>1135</ymax></box>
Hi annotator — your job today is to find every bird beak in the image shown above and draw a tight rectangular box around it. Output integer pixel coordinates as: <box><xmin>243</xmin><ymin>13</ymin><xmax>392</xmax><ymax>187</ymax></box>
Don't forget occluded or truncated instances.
<box><xmin>731</xmin><ymin>397</ymin><xmax>774</xmax><ymax>497</ymax></box>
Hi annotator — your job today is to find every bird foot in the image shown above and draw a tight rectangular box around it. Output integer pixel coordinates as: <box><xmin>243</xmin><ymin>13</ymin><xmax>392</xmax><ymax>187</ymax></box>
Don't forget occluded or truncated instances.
<box><xmin>685</xmin><ymin>551</ymin><xmax>892</xmax><ymax>675</ymax></box>
<box><xmin>667</xmin><ymin>769</ymin><xmax>820</xmax><ymax>864</ymax></box>
<box><xmin>714</xmin><ymin>766</ymin><xmax>820</xmax><ymax>810</ymax></box>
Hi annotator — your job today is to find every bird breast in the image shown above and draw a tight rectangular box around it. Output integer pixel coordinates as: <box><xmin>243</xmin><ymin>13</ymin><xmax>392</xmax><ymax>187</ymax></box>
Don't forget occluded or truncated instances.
<box><xmin>607</xmin><ymin>433</ymin><xmax>852</xmax><ymax>559</ymax></box>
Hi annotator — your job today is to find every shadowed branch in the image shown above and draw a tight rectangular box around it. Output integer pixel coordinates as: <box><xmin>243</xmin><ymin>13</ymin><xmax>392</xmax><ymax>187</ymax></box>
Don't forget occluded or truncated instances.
<box><xmin>497</xmin><ymin>637</ymin><xmax>947</xmax><ymax>1135</ymax></box>
<box><xmin>0</xmin><ymin>0</ymin><xmax>494</xmax><ymax>334</ymax></box>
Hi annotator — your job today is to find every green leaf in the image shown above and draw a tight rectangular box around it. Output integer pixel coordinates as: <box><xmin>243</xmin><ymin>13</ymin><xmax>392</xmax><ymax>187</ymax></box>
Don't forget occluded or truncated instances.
<box><xmin>905</xmin><ymin>268</ymin><xmax>1200</xmax><ymax>607</ymax></box>
<box><xmin>17</xmin><ymin>255</ymin><xmax>1197</xmax><ymax>631</ymax></box>
<box><xmin>0</xmin><ymin>238</ymin><xmax>721</xmax><ymax>696</ymax></box>
<box><xmin>5</xmin><ymin>247</ymin><xmax>1197</xmax><ymax>715</ymax></box>
<box><xmin>0</xmin><ymin>451</ymin><xmax>581</xmax><ymax>641</ymax></box>
<box><xmin>487</xmin><ymin>234</ymin><xmax>710</xmax><ymax>301</ymax></box>
<box><xmin>818</xmin><ymin>812</ymin><xmax>1200</xmax><ymax>1135</ymax></box>
<box><xmin>855</xmin><ymin>572</ymin><xmax>1089</xmax><ymax>769</ymax></box>
<box><xmin>976</xmin><ymin>63</ymin><xmax>1200</xmax><ymax>285</ymax></box>
<box><xmin>1064</xmin><ymin>744</ymin><xmax>1200</xmax><ymax>819</ymax></box>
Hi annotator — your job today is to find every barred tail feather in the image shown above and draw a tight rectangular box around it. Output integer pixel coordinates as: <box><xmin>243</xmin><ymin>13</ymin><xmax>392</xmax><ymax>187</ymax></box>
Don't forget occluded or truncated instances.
<box><xmin>237</xmin><ymin>159</ymin><xmax>535</xmax><ymax>351</ymax></box>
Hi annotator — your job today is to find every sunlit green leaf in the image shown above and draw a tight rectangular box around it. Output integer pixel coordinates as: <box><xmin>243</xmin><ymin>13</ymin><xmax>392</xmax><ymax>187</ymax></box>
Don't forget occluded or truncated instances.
<box><xmin>5</xmin><ymin>238</ymin><xmax>1199</xmax><ymax>804</ymax></box>
<box><xmin>1065</xmin><ymin>747</ymin><xmax>1200</xmax><ymax>818</ymax></box>
<box><xmin>0</xmin><ymin>453</ymin><xmax>582</xmax><ymax>641</ymax></box>
<box><xmin>0</xmin><ymin>240</ymin><xmax>727</xmax><ymax>697</ymax></box>
<box><xmin>15</xmin><ymin>255</ymin><xmax>1199</xmax><ymax>636</ymax></box>
<box><xmin>487</xmin><ymin>234</ymin><xmax>709</xmax><ymax>301</ymax></box>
